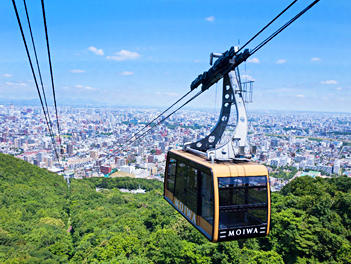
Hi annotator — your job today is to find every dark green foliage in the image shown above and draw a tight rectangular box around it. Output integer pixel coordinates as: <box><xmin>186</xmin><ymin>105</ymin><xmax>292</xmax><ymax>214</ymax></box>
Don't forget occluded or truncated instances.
<box><xmin>1</xmin><ymin>153</ymin><xmax>351</xmax><ymax>263</ymax></box>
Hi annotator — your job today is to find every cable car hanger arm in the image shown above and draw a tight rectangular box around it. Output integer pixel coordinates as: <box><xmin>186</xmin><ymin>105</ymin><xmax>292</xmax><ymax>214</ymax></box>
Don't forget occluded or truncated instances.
<box><xmin>190</xmin><ymin>0</ymin><xmax>320</xmax><ymax>93</ymax></box>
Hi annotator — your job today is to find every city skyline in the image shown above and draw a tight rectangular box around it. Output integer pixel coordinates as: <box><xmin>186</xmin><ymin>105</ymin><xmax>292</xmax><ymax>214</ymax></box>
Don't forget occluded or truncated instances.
<box><xmin>1</xmin><ymin>1</ymin><xmax>351</xmax><ymax>112</ymax></box>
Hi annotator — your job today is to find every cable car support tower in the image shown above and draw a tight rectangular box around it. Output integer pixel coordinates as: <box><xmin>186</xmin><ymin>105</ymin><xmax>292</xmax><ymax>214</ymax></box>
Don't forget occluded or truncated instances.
<box><xmin>185</xmin><ymin>49</ymin><xmax>255</xmax><ymax>162</ymax></box>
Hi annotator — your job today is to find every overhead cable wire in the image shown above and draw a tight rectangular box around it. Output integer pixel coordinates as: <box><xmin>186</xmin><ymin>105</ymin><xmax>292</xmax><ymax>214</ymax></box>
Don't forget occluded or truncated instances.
<box><xmin>122</xmin><ymin>90</ymin><xmax>193</xmax><ymax>147</ymax></box>
<box><xmin>116</xmin><ymin>0</ymin><xmax>321</xmax><ymax>153</ymax></box>
<box><xmin>11</xmin><ymin>0</ymin><xmax>60</xmax><ymax>161</ymax></box>
<box><xmin>22</xmin><ymin>0</ymin><xmax>56</xmax><ymax>146</ymax></box>
<box><xmin>41</xmin><ymin>0</ymin><xmax>62</xmax><ymax>154</ymax></box>
<box><xmin>250</xmin><ymin>0</ymin><xmax>320</xmax><ymax>56</ymax></box>
<box><xmin>119</xmin><ymin>0</ymin><xmax>305</xmax><ymax>151</ymax></box>
<box><xmin>236</xmin><ymin>0</ymin><xmax>298</xmax><ymax>54</ymax></box>
<box><xmin>120</xmin><ymin>90</ymin><xmax>204</xmax><ymax>150</ymax></box>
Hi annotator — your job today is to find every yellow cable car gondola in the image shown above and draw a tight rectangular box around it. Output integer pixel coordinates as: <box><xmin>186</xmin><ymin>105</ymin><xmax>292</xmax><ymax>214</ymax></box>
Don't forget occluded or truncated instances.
<box><xmin>164</xmin><ymin>61</ymin><xmax>271</xmax><ymax>242</ymax></box>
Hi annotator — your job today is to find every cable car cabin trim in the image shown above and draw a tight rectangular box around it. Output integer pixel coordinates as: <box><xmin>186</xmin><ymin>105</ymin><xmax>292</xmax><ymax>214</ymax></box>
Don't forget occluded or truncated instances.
<box><xmin>164</xmin><ymin>149</ymin><xmax>271</xmax><ymax>242</ymax></box>
<box><xmin>164</xmin><ymin>196</ymin><xmax>213</xmax><ymax>241</ymax></box>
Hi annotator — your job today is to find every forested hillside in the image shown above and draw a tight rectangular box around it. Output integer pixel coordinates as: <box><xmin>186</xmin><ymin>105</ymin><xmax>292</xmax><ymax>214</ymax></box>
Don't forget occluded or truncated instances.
<box><xmin>1</xmin><ymin>153</ymin><xmax>351</xmax><ymax>263</ymax></box>
<box><xmin>0</xmin><ymin>153</ymin><xmax>70</xmax><ymax>263</ymax></box>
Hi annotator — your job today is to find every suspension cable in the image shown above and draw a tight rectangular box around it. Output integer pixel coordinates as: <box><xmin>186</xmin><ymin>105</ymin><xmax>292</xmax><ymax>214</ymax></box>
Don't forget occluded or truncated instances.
<box><xmin>122</xmin><ymin>90</ymin><xmax>193</xmax><ymax>147</ymax></box>
<box><xmin>23</xmin><ymin>0</ymin><xmax>56</xmax><ymax>147</ymax></box>
<box><xmin>115</xmin><ymin>0</ymin><xmax>321</xmax><ymax>154</ymax></box>
<box><xmin>11</xmin><ymin>0</ymin><xmax>60</xmax><ymax>161</ymax></box>
<box><xmin>236</xmin><ymin>0</ymin><xmax>298</xmax><ymax>54</ymax></box>
<box><xmin>250</xmin><ymin>0</ymin><xmax>320</xmax><ymax>56</ymax></box>
<box><xmin>120</xmin><ymin>90</ymin><xmax>204</xmax><ymax>150</ymax></box>
<box><xmin>41</xmin><ymin>0</ymin><xmax>62</xmax><ymax>154</ymax></box>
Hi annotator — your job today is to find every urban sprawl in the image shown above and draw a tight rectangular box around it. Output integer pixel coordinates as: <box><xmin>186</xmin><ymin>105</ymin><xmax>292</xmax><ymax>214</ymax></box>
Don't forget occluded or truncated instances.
<box><xmin>1</xmin><ymin>104</ymin><xmax>351</xmax><ymax>191</ymax></box>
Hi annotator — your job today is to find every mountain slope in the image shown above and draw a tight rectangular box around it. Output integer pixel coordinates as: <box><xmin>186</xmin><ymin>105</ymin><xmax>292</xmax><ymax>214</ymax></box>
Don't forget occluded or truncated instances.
<box><xmin>0</xmin><ymin>153</ymin><xmax>71</xmax><ymax>263</ymax></box>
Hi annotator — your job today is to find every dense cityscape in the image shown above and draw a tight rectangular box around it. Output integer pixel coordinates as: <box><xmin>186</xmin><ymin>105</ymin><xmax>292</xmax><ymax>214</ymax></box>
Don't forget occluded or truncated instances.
<box><xmin>0</xmin><ymin>104</ymin><xmax>350</xmax><ymax>191</ymax></box>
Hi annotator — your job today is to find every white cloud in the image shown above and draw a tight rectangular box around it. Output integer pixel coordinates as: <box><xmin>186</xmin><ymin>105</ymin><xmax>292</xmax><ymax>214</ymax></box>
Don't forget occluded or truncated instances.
<box><xmin>336</xmin><ymin>87</ymin><xmax>342</xmax><ymax>90</ymax></box>
<box><xmin>106</xmin><ymin>50</ymin><xmax>141</xmax><ymax>61</ymax></box>
<box><xmin>322</xmin><ymin>96</ymin><xmax>328</xmax><ymax>101</ymax></box>
<box><xmin>276</xmin><ymin>59</ymin><xmax>286</xmax><ymax>64</ymax></box>
<box><xmin>340</xmin><ymin>98</ymin><xmax>345</xmax><ymax>101</ymax></box>
<box><xmin>241</xmin><ymin>74</ymin><xmax>255</xmax><ymax>81</ymax></box>
<box><xmin>6</xmin><ymin>82</ymin><xmax>27</xmax><ymax>86</ymax></box>
<box><xmin>62</xmin><ymin>86</ymin><xmax>69</xmax><ymax>90</ymax></box>
<box><xmin>88</xmin><ymin>46</ymin><xmax>104</xmax><ymax>56</ymax></box>
<box><xmin>321</xmin><ymin>80</ymin><xmax>338</xmax><ymax>84</ymax></box>
<box><xmin>194</xmin><ymin>60</ymin><xmax>201</xmax><ymax>63</ymax></box>
<box><xmin>155</xmin><ymin>92</ymin><xmax>179</xmax><ymax>96</ymax></box>
<box><xmin>70</xmin><ymin>69</ymin><xmax>85</xmax><ymax>73</ymax></box>
<box><xmin>3</xmin><ymin>74</ymin><xmax>12</xmax><ymax>77</ymax></box>
<box><xmin>74</xmin><ymin>85</ymin><xmax>84</xmax><ymax>88</ymax></box>
<box><xmin>205</xmin><ymin>16</ymin><xmax>215</xmax><ymax>22</ymax></box>
<box><xmin>247</xmin><ymin>58</ymin><xmax>260</xmax><ymax>64</ymax></box>
<box><xmin>296</xmin><ymin>95</ymin><xmax>305</xmax><ymax>98</ymax></box>
<box><xmin>119</xmin><ymin>71</ymin><xmax>134</xmax><ymax>76</ymax></box>
<box><xmin>311</xmin><ymin>57</ymin><xmax>321</xmax><ymax>61</ymax></box>
<box><xmin>85</xmin><ymin>86</ymin><xmax>97</xmax><ymax>90</ymax></box>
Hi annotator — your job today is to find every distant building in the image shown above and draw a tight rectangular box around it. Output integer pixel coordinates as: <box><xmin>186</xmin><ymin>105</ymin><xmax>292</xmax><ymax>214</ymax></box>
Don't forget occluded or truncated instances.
<box><xmin>120</xmin><ymin>165</ymin><xmax>135</xmax><ymax>174</ymax></box>
<box><xmin>271</xmin><ymin>158</ymin><xmax>280</xmax><ymax>167</ymax></box>
<box><xmin>307</xmin><ymin>156</ymin><xmax>315</xmax><ymax>166</ymax></box>
<box><xmin>14</xmin><ymin>138</ymin><xmax>21</xmax><ymax>148</ymax></box>
<box><xmin>148</xmin><ymin>155</ymin><xmax>154</xmax><ymax>163</ymax></box>
<box><xmin>134</xmin><ymin>169</ymin><xmax>149</xmax><ymax>178</ymax></box>
<box><xmin>271</xmin><ymin>139</ymin><xmax>279</xmax><ymax>147</ymax></box>
<box><xmin>90</xmin><ymin>150</ymin><xmax>98</xmax><ymax>159</ymax></box>
<box><xmin>100</xmin><ymin>165</ymin><xmax>111</xmax><ymax>174</ymax></box>
<box><xmin>138</xmin><ymin>146</ymin><xmax>144</xmax><ymax>157</ymax></box>
<box><xmin>333</xmin><ymin>160</ymin><xmax>340</xmax><ymax>175</ymax></box>
<box><xmin>136</xmin><ymin>156</ymin><xmax>142</xmax><ymax>164</ymax></box>
<box><xmin>116</xmin><ymin>158</ymin><xmax>126</xmax><ymax>168</ymax></box>
<box><xmin>159</xmin><ymin>142</ymin><xmax>166</xmax><ymax>152</ymax></box>
<box><xmin>316</xmin><ymin>164</ymin><xmax>332</xmax><ymax>174</ymax></box>
<box><xmin>149</xmin><ymin>166</ymin><xmax>157</xmax><ymax>175</ymax></box>
<box><xmin>127</xmin><ymin>154</ymin><xmax>135</xmax><ymax>162</ymax></box>
<box><xmin>67</xmin><ymin>144</ymin><xmax>73</xmax><ymax>155</ymax></box>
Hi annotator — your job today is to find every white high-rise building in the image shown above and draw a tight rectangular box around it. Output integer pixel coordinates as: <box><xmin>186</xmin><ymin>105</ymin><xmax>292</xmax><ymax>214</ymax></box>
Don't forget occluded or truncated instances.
<box><xmin>333</xmin><ymin>160</ymin><xmax>341</xmax><ymax>175</ymax></box>
<box><xmin>307</xmin><ymin>156</ymin><xmax>315</xmax><ymax>166</ymax></box>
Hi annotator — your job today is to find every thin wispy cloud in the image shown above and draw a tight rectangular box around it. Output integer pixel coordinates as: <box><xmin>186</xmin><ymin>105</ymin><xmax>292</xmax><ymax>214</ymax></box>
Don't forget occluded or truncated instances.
<box><xmin>205</xmin><ymin>16</ymin><xmax>215</xmax><ymax>22</ymax></box>
<box><xmin>296</xmin><ymin>95</ymin><xmax>305</xmax><ymax>98</ymax></box>
<box><xmin>336</xmin><ymin>87</ymin><xmax>342</xmax><ymax>90</ymax></box>
<box><xmin>194</xmin><ymin>60</ymin><xmax>201</xmax><ymax>63</ymax></box>
<box><xmin>85</xmin><ymin>86</ymin><xmax>97</xmax><ymax>90</ymax></box>
<box><xmin>119</xmin><ymin>71</ymin><xmax>134</xmax><ymax>76</ymax></box>
<box><xmin>155</xmin><ymin>92</ymin><xmax>179</xmax><ymax>96</ymax></box>
<box><xmin>322</xmin><ymin>96</ymin><xmax>328</xmax><ymax>101</ymax></box>
<box><xmin>6</xmin><ymin>82</ymin><xmax>27</xmax><ymax>86</ymax></box>
<box><xmin>74</xmin><ymin>84</ymin><xmax>98</xmax><ymax>90</ymax></box>
<box><xmin>241</xmin><ymin>74</ymin><xmax>255</xmax><ymax>81</ymax></box>
<box><xmin>70</xmin><ymin>69</ymin><xmax>85</xmax><ymax>73</ymax></box>
<box><xmin>321</xmin><ymin>80</ymin><xmax>338</xmax><ymax>84</ymax></box>
<box><xmin>106</xmin><ymin>50</ymin><xmax>141</xmax><ymax>61</ymax></box>
<box><xmin>88</xmin><ymin>46</ymin><xmax>104</xmax><ymax>56</ymax></box>
<box><xmin>276</xmin><ymin>59</ymin><xmax>286</xmax><ymax>64</ymax></box>
<box><xmin>247</xmin><ymin>58</ymin><xmax>259</xmax><ymax>64</ymax></box>
<box><xmin>311</xmin><ymin>57</ymin><xmax>321</xmax><ymax>61</ymax></box>
<box><xmin>3</xmin><ymin>74</ymin><xmax>12</xmax><ymax>77</ymax></box>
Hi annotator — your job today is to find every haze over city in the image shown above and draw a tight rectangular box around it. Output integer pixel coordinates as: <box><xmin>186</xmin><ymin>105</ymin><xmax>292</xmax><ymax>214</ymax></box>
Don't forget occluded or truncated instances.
<box><xmin>1</xmin><ymin>0</ymin><xmax>350</xmax><ymax>112</ymax></box>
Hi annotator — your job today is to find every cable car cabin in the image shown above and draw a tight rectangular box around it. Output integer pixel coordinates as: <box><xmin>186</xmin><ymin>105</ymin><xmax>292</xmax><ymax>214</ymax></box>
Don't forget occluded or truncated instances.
<box><xmin>164</xmin><ymin>149</ymin><xmax>271</xmax><ymax>242</ymax></box>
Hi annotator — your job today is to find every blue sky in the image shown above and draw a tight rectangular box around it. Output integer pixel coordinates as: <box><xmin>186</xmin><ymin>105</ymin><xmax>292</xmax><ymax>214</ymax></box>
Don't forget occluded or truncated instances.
<box><xmin>0</xmin><ymin>0</ymin><xmax>350</xmax><ymax>112</ymax></box>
